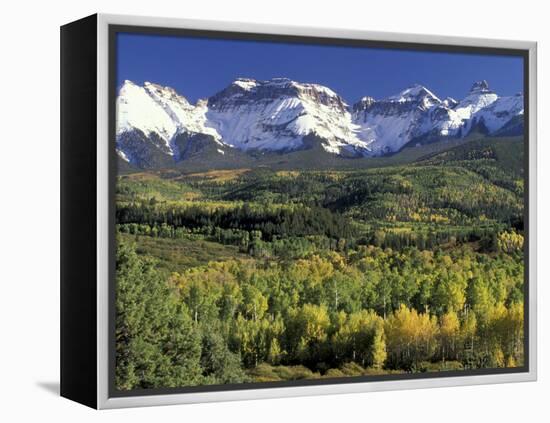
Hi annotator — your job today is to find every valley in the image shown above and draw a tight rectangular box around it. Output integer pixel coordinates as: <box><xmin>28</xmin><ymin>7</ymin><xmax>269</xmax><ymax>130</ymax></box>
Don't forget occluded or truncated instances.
<box><xmin>115</xmin><ymin>136</ymin><xmax>526</xmax><ymax>389</ymax></box>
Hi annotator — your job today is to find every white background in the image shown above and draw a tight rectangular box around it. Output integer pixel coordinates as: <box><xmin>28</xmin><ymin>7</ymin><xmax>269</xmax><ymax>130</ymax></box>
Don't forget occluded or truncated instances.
<box><xmin>0</xmin><ymin>0</ymin><xmax>547</xmax><ymax>420</ymax></box>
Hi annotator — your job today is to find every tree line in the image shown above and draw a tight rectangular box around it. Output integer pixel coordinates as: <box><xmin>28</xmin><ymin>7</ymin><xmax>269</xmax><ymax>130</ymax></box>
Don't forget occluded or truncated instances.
<box><xmin>116</xmin><ymin>201</ymin><xmax>354</xmax><ymax>242</ymax></box>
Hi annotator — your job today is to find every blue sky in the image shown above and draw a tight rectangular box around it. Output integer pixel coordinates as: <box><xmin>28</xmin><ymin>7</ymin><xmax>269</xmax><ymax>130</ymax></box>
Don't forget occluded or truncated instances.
<box><xmin>116</xmin><ymin>32</ymin><xmax>524</xmax><ymax>104</ymax></box>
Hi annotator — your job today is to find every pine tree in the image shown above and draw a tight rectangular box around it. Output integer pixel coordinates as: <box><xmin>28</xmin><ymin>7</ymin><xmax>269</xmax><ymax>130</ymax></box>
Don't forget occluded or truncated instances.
<box><xmin>115</xmin><ymin>238</ymin><xmax>202</xmax><ymax>390</ymax></box>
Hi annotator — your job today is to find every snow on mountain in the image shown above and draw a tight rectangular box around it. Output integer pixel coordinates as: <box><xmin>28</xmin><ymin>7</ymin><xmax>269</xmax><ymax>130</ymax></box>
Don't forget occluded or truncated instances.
<box><xmin>205</xmin><ymin>77</ymin><xmax>371</xmax><ymax>155</ymax></box>
<box><xmin>351</xmin><ymin>80</ymin><xmax>521</xmax><ymax>154</ymax></box>
<box><xmin>471</xmin><ymin>92</ymin><xmax>524</xmax><ymax>133</ymax></box>
<box><xmin>117</xmin><ymin>80</ymin><xmax>179</xmax><ymax>155</ymax></box>
<box><xmin>141</xmin><ymin>82</ymin><xmax>221</xmax><ymax>142</ymax></box>
<box><xmin>385</xmin><ymin>84</ymin><xmax>441</xmax><ymax>108</ymax></box>
<box><xmin>116</xmin><ymin>78</ymin><xmax>524</xmax><ymax>167</ymax></box>
<box><xmin>117</xmin><ymin>149</ymin><xmax>130</xmax><ymax>162</ymax></box>
<box><xmin>451</xmin><ymin>80</ymin><xmax>499</xmax><ymax>132</ymax></box>
<box><xmin>442</xmin><ymin>97</ymin><xmax>458</xmax><ymax>108</ymax></box>
<box><xmin>116</xmin><ymin>80</ymin><xmax>221</xmax><ymax>163</ymax></box>
<box><xmin>351</xmin><ymin>84</ymin><xmax>444</xmax><ymax>154</ymax></box>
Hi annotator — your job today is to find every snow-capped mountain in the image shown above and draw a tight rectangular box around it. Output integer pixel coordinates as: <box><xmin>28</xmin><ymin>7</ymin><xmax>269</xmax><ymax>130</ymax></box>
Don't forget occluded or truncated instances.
<box><xmin>116</xmin><ymin>78</ymin><xmax>524</xmax><ymax>168</ymax></box>
<box><xmin>116</xmin><ymin>80</ymin><xmax>223</xmax><ymax>166</ymax></box>
<box><xmin>205</xmin><ymin>78</ymin><xmax>371</xmax><ymax>155</ymax></box>
<box><xmin>469</xmin><ymin>92</ymin><xmax>524</xmax><ymax>133</ymax></box>
<box><xmin>350</xmin><ymin>80</ymin><xmax>522</xmax><ymax>153</ymax></box>
<box><xmin>449</xmin><ymin>80</ymin><xmax>500</xmax><ymax>135</ymax></box>
<box><xmin>352</xmin><ymin>84</ymin><xmax>445</xmax><ymax>154</ymax></box>
<box><xmin>442</xmin><ymin>97</ymin><xmax>458</xmax><ymax>108</ymax></box>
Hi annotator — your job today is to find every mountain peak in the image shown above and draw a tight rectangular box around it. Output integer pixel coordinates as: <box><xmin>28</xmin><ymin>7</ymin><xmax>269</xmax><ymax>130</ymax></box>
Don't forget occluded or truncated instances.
<box><xmin>469</xmin><ymin>80</ymin><xmax>492</xmax><ymax>94</ymax></box>
<box><xmin>142</xmin><ymin>81</ymin><xmax>191</xmax><ymax>107</ymax></box>
<box><xmin>116</xmin><ymin>77</ymin><xmax>523</xmax><ymax>167</ymax></box>
<box><xmin>211</xmin><ymin>77</ymin><xmax>346</xmax><ymax>110</ymax></box>
<box><xmin>387</xmin><ymin>84</ymin><xmax>440</xmax><ymax>104</ymax></box>
<box><xmin>359</xmin><ymin>96</ymin><xmax>376</xmax><ymax>105</ymax></box>
<box><xmin>457</xmin><ymin>80</ymin><xmax>498</xmax><ymax>114</ymax></box>
<box><xmin>232</xmin><ymin>78</ymin><xmax>258</xmax><ymax>91</ymax></box>
<box><xmin>270</xmin><ymin>77</ymin><xmax>293</xmax><ymax>83</ymax></box>
<box><xmin>352</xmin><ymin>96</ymin><xmax>376</xmax><ymax>113</ymax></box>
<box><xmin>205</xmin><ymin>77</ymin><xmax>358</xmax><ymax>153</ymax></box>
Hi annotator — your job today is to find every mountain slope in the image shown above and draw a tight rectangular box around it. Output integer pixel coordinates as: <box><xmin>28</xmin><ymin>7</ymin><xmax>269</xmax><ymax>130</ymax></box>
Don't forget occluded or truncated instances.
<box><xmin>471</xmin><ymin>93</ymin><xmax>524</xmax><ymax>133</ymax></box>
<box><xmin>206</xmin><ymin>78</ymin><xmax>371</xmax><ymax>155</ymax></box>
<box><xmin>116</xmin><ymin>80</ymin><xmax>223</xmax><ymax>166</ymax></box>
<box><xmin>351</xmin><ymin>84</ymin><xmax>445</xmax><ymax>154</ymax></box>
<box><xmin>116</xmin><ymin>78</ymin><xmax>524</xmax><ymax>168</ymax></box>
<box><xmin>350</xmin><ymin>80</ymin><xmax>522</xmax><ymax>154</ymax></box>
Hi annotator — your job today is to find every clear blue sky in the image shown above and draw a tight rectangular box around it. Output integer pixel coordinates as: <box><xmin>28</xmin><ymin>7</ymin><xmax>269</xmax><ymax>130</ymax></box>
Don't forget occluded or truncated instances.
<box><xmin>116</xmin><ymin>32</ymin><xmax>524</xmax><ymax>104</ymax></box>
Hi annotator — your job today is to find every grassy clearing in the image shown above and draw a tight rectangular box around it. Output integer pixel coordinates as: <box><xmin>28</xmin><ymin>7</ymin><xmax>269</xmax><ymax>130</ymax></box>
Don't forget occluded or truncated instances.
<box><xmin>119</xmin><ymin>233</ymin><xmax>249</xmax><ymax>274</ymax></box>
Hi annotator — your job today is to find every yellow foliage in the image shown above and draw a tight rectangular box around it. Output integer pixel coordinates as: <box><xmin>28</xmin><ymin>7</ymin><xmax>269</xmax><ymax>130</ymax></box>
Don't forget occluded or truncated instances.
<box><xmin>497</xmin><ymin>231</ymin><xmax>524</xmax><ymax>253</ymax></box>
<box><xmin>289</xmin><ymin>255</ymin><xmax>334</xmax><ymax>285</ymax></box>
<box><xmin>440</xmin><ymin>311</ymin><xmax>460</xmax><ymax>339</ymax></box>
<box><xmin>184</xmin><ymin>168</ymin><xmax>251</xmax><ymax>183</ymax></box>
<box><xmin>297</xmin><ymin>304</ymin><xmax>331</xmax><ymax>344</ymax></box>
<box><xmin>385</xmin><ymin>305</ymin><xmax>438</xmax><ymax>361</ymax></box>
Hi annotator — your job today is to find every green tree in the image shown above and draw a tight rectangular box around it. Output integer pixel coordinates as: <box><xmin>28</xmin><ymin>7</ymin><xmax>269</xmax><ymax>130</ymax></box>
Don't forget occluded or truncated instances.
<box><xmin>115</xmin><ymin>239</ymin><xmax>202</xmax><ymax>390</ymax></box>
<box><xmin>333</xmin><ymin>310</ymin><xmax>386</xmax><ymax>368</ymax></box>
<box><xmin>199</xmin><ymin>326</ymin><xmax>248</xmax><ymax>384</ymax></box>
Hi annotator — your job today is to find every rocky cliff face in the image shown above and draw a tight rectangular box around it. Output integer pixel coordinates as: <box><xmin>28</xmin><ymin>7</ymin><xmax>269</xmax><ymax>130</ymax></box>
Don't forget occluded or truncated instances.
<box><xmin>205</xmin><ymin>77</ymin><xmax>370</xmax><ymax>154</ymax></box>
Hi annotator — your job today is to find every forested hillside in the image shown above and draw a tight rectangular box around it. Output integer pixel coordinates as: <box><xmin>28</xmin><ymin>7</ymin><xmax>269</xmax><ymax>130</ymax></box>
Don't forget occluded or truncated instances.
<box><xmin>115</xmin><ymin>137</ymin><xmax>525</xmax><ymax>390</ymax></box>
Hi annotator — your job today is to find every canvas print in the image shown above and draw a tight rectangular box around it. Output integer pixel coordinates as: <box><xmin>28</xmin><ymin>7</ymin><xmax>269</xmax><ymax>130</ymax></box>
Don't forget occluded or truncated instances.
<box><xmin>114</xmin><ymin>31</ymin><xmax>526</xmax><ymax>392</ymax></box>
